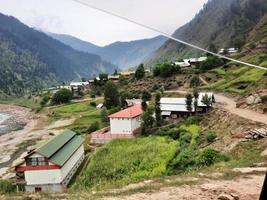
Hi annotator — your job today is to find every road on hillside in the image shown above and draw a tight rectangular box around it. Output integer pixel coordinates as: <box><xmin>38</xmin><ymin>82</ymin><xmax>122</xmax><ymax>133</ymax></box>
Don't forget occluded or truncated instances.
<box><xmin>165</xmin><ymin>89</ymin><xmax>267</xmax><ymax>125</ymax></box>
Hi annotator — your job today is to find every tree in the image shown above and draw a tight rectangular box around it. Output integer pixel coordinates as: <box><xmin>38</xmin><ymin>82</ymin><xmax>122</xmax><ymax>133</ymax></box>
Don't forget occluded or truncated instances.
<box><xmin>142</xmin><ymin>90</ymin><xmax>152</xmax><ymax>101</ymax></box>
<box><xmin>141</xmin><ymin>109</ymin><xmax>155</xmax><ymax>135</ymax></box>
<box><xmin>104</xmin><ymin>81</ymin><xmax>120</xmax><ymax>109</ymax></box>
<box><xmin>135</xmin><ymin>64</ymin><xmax>145</xmax><ymax>80</ymax></box>
<box><xmin>77</xmin><ymin>86</ymin><xmax>84</xmax><ymax>96</ymax></box>
<box><xmin>201</xmin><ymin>94</ymin><xmax>212</xmax><ymax>112</ymax></box>
<box><xmin>81</xmin><ymin>77</ymin><xmax>87</xmax><ymax>82</ymax></box>
<box><xmin>99</xmin><ymin>73</ymin><xmax>108</xmax><ymax>82</ymax></box>
<box><xmin>153</xmin><ymin>62</ymin><xmax>181</xmax><ymax>78</ymax></box>
<box><xmin>193</xmin><ymin>89</ymin><xmax>199</xmax><ymax>115</ymax></box>
<box><xmin>155</xmin><ymin>92</ymin><xmax>162</xmax><ymax>126</ymax></box>
<box><xmin>185</xmin><ymin>93</ymin><xmax>193</xmax><ymax>113</ymax></box>
<box><xmin>40</xmin><ymin>95</ymin><xmax>50</xmax><ymax>107</ymax></box>
<box><xmin>113</xmin><ymin>69</ymin><xmax>118</xmax><ymax>75</ymax></box>
<box><xmin>141</xmin><ymin>90</ymin><xmax>151</xmax><ymax>111</ymax></box>
<box><xmin>100</xmin><ymin>108</ymin><xmax>109</xmax><ymax>123</ymax></box>
<box><xmin>51</xmin><ymin>89</ymin><xmax>73</xmax><ymax>105</ymax></box>
<box><xmin>120</xmin><ymin>93</ymin><xmax>128</xmax><ymax>108</ymax></box>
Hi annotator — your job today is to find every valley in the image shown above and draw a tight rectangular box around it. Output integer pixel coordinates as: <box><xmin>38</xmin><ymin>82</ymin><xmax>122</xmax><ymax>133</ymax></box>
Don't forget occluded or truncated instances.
<box><xmin>0</xmin><ymin>0</ymin><xmax>266</xmax><ymax>199</ymax></box>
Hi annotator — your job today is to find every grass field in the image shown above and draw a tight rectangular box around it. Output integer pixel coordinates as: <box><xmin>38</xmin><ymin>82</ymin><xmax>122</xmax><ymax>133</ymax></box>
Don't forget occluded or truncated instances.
<box><xmin>206</xmin><ymin>53</ymin><xmax>267</xmax><ymax>94</ymax></box>
<box><xmin>75</xmin><ymin>137</ymin><xmax>179</xmax><ymax>190</ymax></box>
<box><xmin>0</xmin><ymin>97</ymin><xmax>41</xmax><ymax>110</ymax></box>
<box><xmin>49</xmin><ymin>100</ymin><xmax>106</xmax><ymax>134</ymax></box>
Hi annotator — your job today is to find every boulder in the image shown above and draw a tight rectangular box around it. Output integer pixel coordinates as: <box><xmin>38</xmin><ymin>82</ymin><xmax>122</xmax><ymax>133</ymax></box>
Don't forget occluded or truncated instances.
<box><xmin>246</xmin><ymin>94</ymin><xmax>262</xmax><ymax>105</ymax></box>
<box><xmin>218</xmin><ymin>194</ymin><xmax>234</xmax><ymax>200</ymax></box>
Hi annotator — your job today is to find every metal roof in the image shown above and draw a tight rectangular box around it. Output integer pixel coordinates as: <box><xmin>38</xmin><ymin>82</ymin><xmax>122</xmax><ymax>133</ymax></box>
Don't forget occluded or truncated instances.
<box><xmin>36</xmin><ymin>130</ymin><xmax>76</xmax><ymax>158</ymax></box>
<box><xmin>108</xmin><ymin>104</ymin><xmax>143</xmax><ymax>119</ymax></box>
<box><xmin>49</xmin><ymin>135</ymin><xmax>84</xmax><ymax>166</ymax></box>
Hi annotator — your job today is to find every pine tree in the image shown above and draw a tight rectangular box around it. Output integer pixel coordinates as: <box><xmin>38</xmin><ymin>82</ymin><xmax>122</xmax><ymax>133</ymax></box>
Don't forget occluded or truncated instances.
<box><xmin>155</xmin><ymin>92</ymin><xmax>162</xmax><ymax>126</ymax></box>
<box><xmin>135</xmin><ymin>64</ymin><xmax>145</xmax><ymax>80</ymax></box>
<box><xmin>185</xmin><ymin>93</ymin><xmax>193</xmax><ymax>113</ymax></box>
<box><xmin>104</xmin><ymin>81</ymin><xmax>120</xmax><ymax>109</ymax></box>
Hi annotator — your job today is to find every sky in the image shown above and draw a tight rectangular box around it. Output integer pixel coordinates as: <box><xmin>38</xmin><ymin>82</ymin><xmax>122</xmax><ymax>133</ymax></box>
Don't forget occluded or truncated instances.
<box><xmin>0</xmin><ymin>0</ymin><xmax>208</xmax><ymax>46</ymax></box>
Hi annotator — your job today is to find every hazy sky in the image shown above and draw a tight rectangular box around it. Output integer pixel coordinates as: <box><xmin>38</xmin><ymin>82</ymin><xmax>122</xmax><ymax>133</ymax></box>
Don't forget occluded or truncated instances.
<box><xmin>0</xmin><ymin>0</ymin><xmax>208</xmax><ymax>46</ymax></box>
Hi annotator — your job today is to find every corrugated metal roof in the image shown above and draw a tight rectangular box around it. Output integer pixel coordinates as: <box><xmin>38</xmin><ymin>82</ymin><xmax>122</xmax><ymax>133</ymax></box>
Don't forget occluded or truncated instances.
<box><xmin>49</xmin><ymin>135</ymin><xmax>84</xmax><ymax>166</ymax></box>
<box><xmin>36</xmin><ymin>130</ymin><xmax>76</xmax><ymax>158</ymax></box>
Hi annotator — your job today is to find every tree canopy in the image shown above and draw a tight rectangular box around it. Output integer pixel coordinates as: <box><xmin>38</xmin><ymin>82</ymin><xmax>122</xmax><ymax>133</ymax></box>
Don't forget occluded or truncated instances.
<box><xmin>104</xmin><ymin>81</ymin><xmax>120</xmax><ymax>109</ymax></box>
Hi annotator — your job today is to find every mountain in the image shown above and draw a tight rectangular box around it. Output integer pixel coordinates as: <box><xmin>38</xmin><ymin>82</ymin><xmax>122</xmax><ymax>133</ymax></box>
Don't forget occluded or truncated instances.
<box><xmin>48</xmin><ymin>33</ymin><xmax>167</xmax><ymax>70</ymax></box>
<box><xmin>0</xmin><ymin>13</ymin><xmax>116</xmax><ymax>96</ymax></box>
<box><xmin>46</xmin><ymin>32</ymin><xmax>101</xmax><ymax>54</ymax></box>
<box><xmin>149</xmin><ymin>0</ymin><xmax>267</xmax><ymax>64</ymax></box>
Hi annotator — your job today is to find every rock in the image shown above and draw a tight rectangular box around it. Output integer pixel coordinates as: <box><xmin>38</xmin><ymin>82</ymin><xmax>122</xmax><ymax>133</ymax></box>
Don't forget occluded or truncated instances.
<box><xmin>218</xmin><ymin>194</ymin><xmax>234</xmax><ymax>200</ymax></box>
<box><xmin>246</xmin><ymin>94</ymin><xmax>262</xmax><ymax>105</ymax></box>
<box><xmin>230</xmin><ymin>193</ymin><xmax>239</xmax><ymax>200</ymax></box>
<box><xmin>261</xmin><ymin>148</ymin><xmax>267</xmax><ymax>157</ymax></box>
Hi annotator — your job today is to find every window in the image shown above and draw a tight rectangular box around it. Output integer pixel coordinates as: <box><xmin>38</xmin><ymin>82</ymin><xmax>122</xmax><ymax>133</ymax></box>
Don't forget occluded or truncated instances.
<box><xmin>26</xmin><ymin>157</ymin><xmax>49</xmax><ymax>166</ymax></box>
<box><xmin>35</xmin><ymin>187</ymin><xmax>42</xmax><ymax>192</ymax></box>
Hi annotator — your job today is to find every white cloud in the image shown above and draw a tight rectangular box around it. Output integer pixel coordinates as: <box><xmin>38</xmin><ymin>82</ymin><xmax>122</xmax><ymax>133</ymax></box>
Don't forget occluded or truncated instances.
<box><xmin>0</xmin><ymin>0</ymin><xmax>208</xmax><ymax>46</ymax></box>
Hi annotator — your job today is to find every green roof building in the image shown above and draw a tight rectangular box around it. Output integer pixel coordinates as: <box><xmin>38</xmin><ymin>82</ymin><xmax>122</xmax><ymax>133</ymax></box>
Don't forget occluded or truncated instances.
<box><xmin>15</xmin><ymin>130</ymin><xmax>85</xmax><ymax>193</ymax></box>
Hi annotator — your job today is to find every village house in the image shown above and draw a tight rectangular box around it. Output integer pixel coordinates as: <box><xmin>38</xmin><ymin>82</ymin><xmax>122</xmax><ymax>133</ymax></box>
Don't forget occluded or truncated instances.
<box><xmin>160</xmin><ymin>92</ymin><xmax>214</xmax><ymax>118</ymax></box>
<box><xmin>120</xmin><ymin>71</ymin><xmax>135</xmax><ymax>77</ymax></box>
<box><xmin>219</xmin><ymin>48</ymin><xmax>238</xmax><ymax>54</ymax></box>
<box><xmin>70</xmin><ymin>81</ymin><xmax>89</xmax><ymax>90</ymax></box>
<box><xmin>91</xmin><ymin>104</ymin><xmax>143</xmax><ymax>144</ymax></box>
<box><xmin>175</xmin><ymin>57</ymin><xmax>207</xmax><ymax>68</ymax></box>
<box><xmin>15</xmin><ymin>130</ymin><xmax>84</xmax><ymax>193</ymax></box>
<box><xmin>108</xmin><ymin>75</ymin><xmax>120</xmax><ymax>82</ymax></box>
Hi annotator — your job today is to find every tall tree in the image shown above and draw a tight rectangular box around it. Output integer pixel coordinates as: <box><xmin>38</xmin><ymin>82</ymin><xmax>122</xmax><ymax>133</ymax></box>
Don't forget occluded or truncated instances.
<box><xmin>135</xmin><ymin>64</ymin><xmax>145</xmax><ymax>80</ymax></box>
<box><xmin>141</xmin><ymin>90</ymin><xmax>151</xmax><ymax>111</ymax></box>
<box><xmin>141</xmin><ymin>108</ymin><xmax>155</xmax><ymax>135</ymax></box>
<box><xmin>185</xmin><ymin>93</ymin><xmax>193</xmax><ymax>113</ymax></box>
<box><xmin>155</xmin><ymin>92</ymin><xmax>162</xmax><ymax>126</ymax></box>
<box><xmin>201</xmin><ymin>94</ymin><xmax>212</xmax><ymax>112</ymax></box>
<box><xmin>193</xmin><ymin>88</ymin><xmax>199</xmax><ymax>115</ymax></box>
<box><xmin>104</xmin><ymin>81</ymin><xmax>120</xmax><ymax>109</ymax></box>
<box><xmin>51</xmin><ymin>89</ymin><xmax>73</xmax><ymax>105</ymax></box>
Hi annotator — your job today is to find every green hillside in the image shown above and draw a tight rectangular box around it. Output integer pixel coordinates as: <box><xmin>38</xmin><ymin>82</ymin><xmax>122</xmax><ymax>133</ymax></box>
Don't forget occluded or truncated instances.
<box><xmin>0</xmin><ymin>13</ymin><xmax>116</xmax><ymax>96</ymax></box>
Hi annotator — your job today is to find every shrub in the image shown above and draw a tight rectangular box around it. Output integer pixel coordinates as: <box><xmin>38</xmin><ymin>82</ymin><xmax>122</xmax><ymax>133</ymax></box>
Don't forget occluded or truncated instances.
<box><xmin>196</xmin><ymin>148</ymin><xmax>227</xmax><ymax>167</ymax></box>
<box><xmin>171</xmin><ymin>148</ymin><xmax>195</xmax><ymax>171</ymax></box>
<box><xmin>40</xmin><ymin>95</ymin><xmax>50</xmax><ymax>106</ymax></box>
<box><xmin>180</xmin><ymin>132</ymin><xmax>192</xmax><ymax>148</ymax></box>
<box><xmin>185</xmin><ymin>116</ymin><xmax>203</xmax><ymax>126</ymax></box>
<box><xmin>205</xmin><ymin>131</ymin><xmax>217</xmax><ymax>143</ymax></box>
<box><xmin>90</xmin><ymin>102</ymin><xmax>97</xmax><ymax>107</ymax></box>
<box><xmin>190</xmin><ymin>76</ymin><xmax>200</xmax><ymax>87</ymax></box>
<box><xmin>87</xmin><ymin>121</ymin><xmax>100</xmax><ymax>133</ymax></box>
<box><xmin>167</xmin><ymin>128</ymin><xmax>180</xmax><ymax>140</ymax></box>
<box><xmin>153</xmin><ymin>62</ymin><xmax>181</xmax><ymax>78</ymax></box>
<box><xmin>0</xmin><ymin>180</ymin><xmax>15</xmax><ymax>194</ymax></box>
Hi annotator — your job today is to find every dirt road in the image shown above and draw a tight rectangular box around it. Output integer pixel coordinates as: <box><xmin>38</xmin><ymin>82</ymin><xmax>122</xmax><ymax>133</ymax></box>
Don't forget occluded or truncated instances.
<box><xmin>165</xmin><ymin>88</ymin><xmax>267</xmax><ymax>125</ymax></box>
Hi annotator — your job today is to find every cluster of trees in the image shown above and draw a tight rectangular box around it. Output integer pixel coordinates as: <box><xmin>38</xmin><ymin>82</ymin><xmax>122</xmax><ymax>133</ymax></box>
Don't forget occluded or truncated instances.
<box><xmin>198</xmin><ymin>56</ymin><xmax>225</xmax><ymax>72</ymax></box>
<box><xmin>153</xmin><ymin>62</ymin><xmax>181</xmax><ymax>78</ymax></box>
<box><xmin>141</xmin><ymin>91</ymin><xmax>162</xmax><ymax>134</ymax></box>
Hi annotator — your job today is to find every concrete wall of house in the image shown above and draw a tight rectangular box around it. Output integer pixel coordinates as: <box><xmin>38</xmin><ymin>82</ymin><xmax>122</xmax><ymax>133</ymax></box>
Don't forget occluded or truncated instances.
<box><xmin>110</xmin><ymin>118</ymin><xmax>132</xmax><ymax>134</ymax></box>
<box><xmin>131</xmin><ymin>116</ymin><xmax>141</xmax><ymax>132</ymax></box>
<box><xmin>60</xmin><ymin>145</ymin><xmax>84</xmax><ymax>181</ymax></box>
<box><xmin>110</xmin><ymin>117</ymin><xmax>141</xmax><ymax>134</ymax></box>
<box><xmin>25</xmin><ymin>184</ymin><xmax>64</xmax><ymax>193</ymax></box>
<box><xmin>25</xmin><ymin>169</ymin><xmax>62</xmax><ymax>185</ymax></box>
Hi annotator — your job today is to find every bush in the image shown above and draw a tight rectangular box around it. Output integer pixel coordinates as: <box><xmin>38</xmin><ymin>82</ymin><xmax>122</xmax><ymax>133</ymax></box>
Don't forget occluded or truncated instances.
<box><xmin>40</xmin><ymin>95</ymin><xmax>50</xmax><ymax>106</ymax></box>
<box><xmin>185</xmin><ymin>116</ymin><xmax>203</xmax><ymax>126</ymax></box>
<box><xmin>51</xmin><ymin>89</ymin><xmax>73</xmax><ymax>105</ymax></box>
<box><xmin>190</xmin><ymin>76</ymin><xmax>201</xmax><ymax>87</ymax></box>
<box><xmin>196</xmin><ymin>148</ymin><xmax>227</xmax><ymax>167</ymax></box>
<box><xmin>90</xmin><ymin>102</ymin><xmax>97</xmax><ymax>107</ymax></box>
<box><xmin>205</xmin><ymin>131</ymin><xmax>217</xmax><ymax>143</ymax></box>
<box><xmin>180</xmin><ymin>132</ymin><xmax>192</xmax><ymax>148</ymax></box>
<box><xmin>0</xmin><ymin>180</ymin><xmax>15</xmax><ymax>194</ymax></box>
<box><xmin>167</xmin><ymin>128</ymin><xmax>180</xmax><ymax>140</ymax></box>
<box><xmin>87</xmin><ymin>121</ymin><xmax>100</xmax><ymax>133</ymax></box>
<box><xmin>153</xmin><ymin>62</ymin><xmax>181</xmax><ymax>78</ymax></box>
<box><xmin>171</xmin><ymin>148</ymin><xmax>195</xmax><ymax>171</ymax></box>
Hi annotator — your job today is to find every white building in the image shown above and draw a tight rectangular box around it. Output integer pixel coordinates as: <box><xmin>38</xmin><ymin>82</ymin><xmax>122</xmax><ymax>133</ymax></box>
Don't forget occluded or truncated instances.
<box><xmin>108</xmin><ymin>104</ymin><xmax>143</xmax><ymax>135</ymax></box>
<box><xmin>15</xmin><ymin>130</ymin><xmax>84</xmax><ymax>193</ymax></box>
<box><xmin>160</xmin><ymin>92</ymin><xmax>214</xmax><ymax>118</ymax></box>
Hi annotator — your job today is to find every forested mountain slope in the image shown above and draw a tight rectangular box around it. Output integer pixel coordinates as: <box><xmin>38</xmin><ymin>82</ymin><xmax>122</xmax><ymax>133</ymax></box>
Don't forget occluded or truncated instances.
<box><xmin>48</xmin><ymin>32</ymin><xmax>166</xmax><ymax>70</ymax></box>
<box><xmin>149</xmin><ymin>0</ymin><xmax>267</xmax><ymax>64</ymax></box>
<box><xmin>0</xmin><ymin>13</ymin><xmax>116</xmax><ymax>96</ymax></box>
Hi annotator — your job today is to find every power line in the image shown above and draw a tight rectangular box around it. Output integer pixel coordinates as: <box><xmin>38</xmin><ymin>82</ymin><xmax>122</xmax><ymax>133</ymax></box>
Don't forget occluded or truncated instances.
<box><xmin>71</xmin><ymin>0</ymin><xmax>267</xmax><ymax>71</ymax></box>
